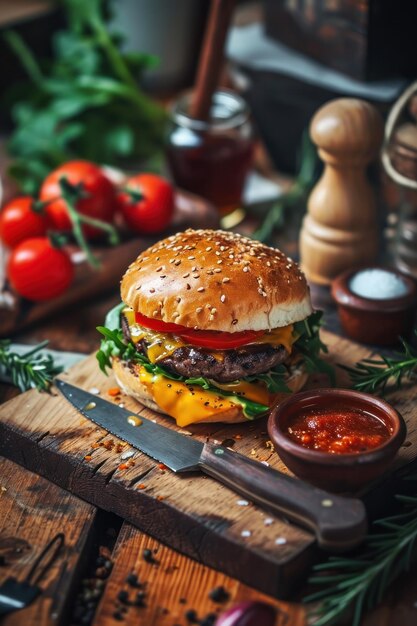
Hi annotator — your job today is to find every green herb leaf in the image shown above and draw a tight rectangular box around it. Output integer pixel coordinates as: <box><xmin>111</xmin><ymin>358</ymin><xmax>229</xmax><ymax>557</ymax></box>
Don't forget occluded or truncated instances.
<box><xmin>4</xmin><ymin>0</ymin><xmax>166</xmax><ymax>193</ymax></box>
<box><xmin>0</xmin><ymin>340</ymin><xmax>62</xmax><ymax>392</ymax></box>
<box><xmin>304</xmin><ymin>490</ymin><xmax>417</xmax><ymax>626</ymax></box>
<box><xmin>294</xmin><ymin>311</ymin><xmax>335</xmax><ymax>384</ymax></box>
<box><xmin>341</xmin><ymin>332</ymin><xmax>417</xmax><ymax>394</ymax></box>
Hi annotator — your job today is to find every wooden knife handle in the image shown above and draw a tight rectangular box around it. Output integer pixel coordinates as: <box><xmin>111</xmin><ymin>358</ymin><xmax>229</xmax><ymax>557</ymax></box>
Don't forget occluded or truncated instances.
<box><xmin>200</xmin><ymin>443</ymin><xmax>367</xmax><ymax>551</ymax></box>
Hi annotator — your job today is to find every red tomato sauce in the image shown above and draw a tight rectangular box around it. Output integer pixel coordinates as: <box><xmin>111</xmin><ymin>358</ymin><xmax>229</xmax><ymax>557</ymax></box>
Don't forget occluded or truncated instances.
<box><xmin>285</xmin><ymin>408</ymin><xmax>392</xmax><ymax>454</ymax></box>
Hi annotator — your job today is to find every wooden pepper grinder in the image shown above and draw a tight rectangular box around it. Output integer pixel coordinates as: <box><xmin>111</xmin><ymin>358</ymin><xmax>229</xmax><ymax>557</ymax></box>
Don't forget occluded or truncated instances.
<box><xmin>300</xmin><ymin>98</ymin><xmax>384</xmax><ymax>285</ymax></box>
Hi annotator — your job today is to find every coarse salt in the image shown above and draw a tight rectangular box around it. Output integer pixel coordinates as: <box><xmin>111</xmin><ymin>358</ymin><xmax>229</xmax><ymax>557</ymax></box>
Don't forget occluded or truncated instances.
<box><xmin>237</xmin><ymin>499</ymin><xmax>249</xmax><ymax>506</ymax></box>
<box><xmin>349</xmin><ymin>269</ymin><xmax>408</xmax><ymax>300</ymax></box>
<box><xmin>275</xmin><ymin>537</ymin><xmax>287</xmax><ymax>545</ymax></box>
<box><xmin>241</xmin><ymin>530</ymin><xmax>251</xmax><ymax>537</ymax></box>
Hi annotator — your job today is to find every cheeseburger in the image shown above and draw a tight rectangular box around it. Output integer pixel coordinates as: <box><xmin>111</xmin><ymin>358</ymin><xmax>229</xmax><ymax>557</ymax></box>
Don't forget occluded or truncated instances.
<box><xmin>98</xmin><ymin>229</ymin><xmax>329</xmax><ymax>427</ymax></box>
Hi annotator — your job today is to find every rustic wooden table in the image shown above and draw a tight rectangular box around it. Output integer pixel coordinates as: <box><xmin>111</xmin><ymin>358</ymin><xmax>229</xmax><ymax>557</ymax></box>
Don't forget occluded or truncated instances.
<box><xmin>1</xmin><ymin>270</ymin><xmax>417</xmax><ymax>626</ymax></box>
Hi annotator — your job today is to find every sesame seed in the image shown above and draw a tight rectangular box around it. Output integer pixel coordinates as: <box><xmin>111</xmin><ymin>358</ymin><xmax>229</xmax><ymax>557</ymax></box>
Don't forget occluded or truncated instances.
<box><xmin>186</xmin><ymin>283</ymin><xmax>191</xmax><ymax>290</ymax></box>
<box><xmin>183</xmin><ymin>273</ymin><xmax>190</xmax><ymax>278</ymax></box>
<box><xmin>214</xmin><ymin>268</ymin><xmax>221</xmax><ymax>273</ymax></box>
<box><xmin>176</xmin><ymin>297</ymin><xmax>181</xmax><ymax>303</ymax></box>
<box><xmin>220</xmin><ymin>295</ymin><xmax>226</xmax><ymax>303</ymax></box>
<box><xmin>211</xmin><ymin>308</ymin><xmax>217</xmax><ymax>314</ymax></box>
<box><xmin>191</xmin><ymin>266</ymin><xmax>197</xmax><ymax>272</ymax></box>
<box><xmin>152</xmin><ymin>310</ymin><xmax>158</xmax><ymax>316</ymax></box>
<box><xmin>174</xmin><ymin>260</ymin><xmax>181</xmax><ymax>266</ymax></box>
<box><xmin>232</xmin><ymin>319</ymin><xmax>238</xmax><ymax>325</ymax></box>
<box><xmin>149</xmin><ymin>288</ymin><xmax>155</xmax><ymax>293</ymax></box>
<box><xmin>196</xmin><ymin>307</ymin><xmax>203</xmax><ymax>313</ymax></box>
<box><xmin>222</xmin><ymin>277</ymin><xmax>230</xmax><ymax>283</ymax></box>
<box><xmin>160</xmin><ymin>275</ymin><xmax>166</xmax><ymax>278</ymax></box>
<box><xmin>192</xmin><ymin>273</ymin><xmax>200</xmax><ymax>279</ymax></box>
<box><xmin>209</xmin><ymin>315</ymin><xmax>214</xmax><ymax>321</ymax></box>
<box><xmin>206</xmin><ymin>246</ymin><xmax>212</xmax><ymax>251</ymax></box>
<box><xmin>188</xmin><ymin>256</ymin><xmax>195</xmax><ymax>260</ymax></box>
<box><xmin>266</xmin><ymin>261</ymin><xmax>271</xmax><ymax>267</ymax></box>
<box><xmin>217</xmin><ymin>260</ymin><xmax>223</xmax><ymax>264</ymax></box>
<box><xmin>173</xmin><ymin>312</ymin><xmax>180</xmax><ymax>318</ymax></box>
<box><xmin>169</xmin><ymin>259</ymin><xmax>175</xmax><ymax>264</ymax></box>
<box><xmin>243</xmin><ymin>266</ymin><xmax>249</xmax><ymax>272</ymax></box>
<box><xmin>197</xmin><ymin>287</ymin><xmax>205</xmax><ymax>292</ymax></box>
<box><xmin>207</xmin><ymin>269</ymin><xmax>214</xmax><ymax>275</ymax></box>
<box><xmin>215</xmin><ymin>251</ymin><xmax>221</xmax><ymax>256</ymax></box>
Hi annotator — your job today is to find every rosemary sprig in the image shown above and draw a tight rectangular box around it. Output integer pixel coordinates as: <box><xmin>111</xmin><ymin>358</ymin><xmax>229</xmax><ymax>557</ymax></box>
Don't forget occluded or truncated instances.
<box><xmin>304</xmin><ymin>491</ymin><xmax>417</xmax><ymax>626</ymax></box>
<box><xmin>253</xmin><ymin>132</ymin><xmax>318</xmax><ymax>243</ymax></box>
<box><xmin>0</xmin><ymin>340</ymin><xmax>62</xmax><ymax>392</ymax></box>
<box><xmin>342</xmin><ymin>332</ymin><xmax>417</xmax><ymax>394</ymax></box>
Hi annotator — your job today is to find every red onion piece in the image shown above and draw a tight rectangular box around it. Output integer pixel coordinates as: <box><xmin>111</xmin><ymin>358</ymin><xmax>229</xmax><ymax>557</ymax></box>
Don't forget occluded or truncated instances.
<box><xmin>215</xmin><ymin>601</ymin><xmax>277</xmax><ymax>626</ymax></box>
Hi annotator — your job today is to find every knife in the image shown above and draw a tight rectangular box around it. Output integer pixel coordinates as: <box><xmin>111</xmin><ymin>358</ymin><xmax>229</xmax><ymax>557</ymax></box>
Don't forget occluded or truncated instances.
<box><xmin>56</xmin><ymin>380</ymin><xmax>367</xmax><ymax>551</ymax></box>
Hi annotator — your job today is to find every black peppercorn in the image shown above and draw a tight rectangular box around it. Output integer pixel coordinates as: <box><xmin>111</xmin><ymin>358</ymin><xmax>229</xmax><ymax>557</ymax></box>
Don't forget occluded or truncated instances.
<box><xmin>117</xmin><ymin>590</ymin><xmax>130</xmax><ymax>605</ymax></box>
<box><xmin>185</xmin><ymin>608</ymin><xmax>199</xmax><ymax>623</ymax></box>
<box><xmin>208</xmin><ymin>586</ymin><xmax>230</xmax><ymax>603</ymax></box>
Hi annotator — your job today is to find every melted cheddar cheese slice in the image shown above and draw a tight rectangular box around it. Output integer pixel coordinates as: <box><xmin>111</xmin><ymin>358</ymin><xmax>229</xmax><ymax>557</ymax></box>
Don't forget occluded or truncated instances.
<box><xmin>123</xmin><ymin>308</ymin><xmax>295</xmax><ymax>364</ymax></box>
<box><xmin>138</xmin><ymin>368</ymin><xmax>269</xmax><ymax>427</ymax></box>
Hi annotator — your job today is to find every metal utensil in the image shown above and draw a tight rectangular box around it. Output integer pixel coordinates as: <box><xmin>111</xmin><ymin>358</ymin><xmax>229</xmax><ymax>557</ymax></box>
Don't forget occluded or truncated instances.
<box><xmin>0</xmin><ymin>533</ymin><xmax>64</xmax><ymax>615</ymax></box>
<box><xmin>56</xmin><ymin>380</ymin><xmax>367</xmax><ymax>551</ymax></box>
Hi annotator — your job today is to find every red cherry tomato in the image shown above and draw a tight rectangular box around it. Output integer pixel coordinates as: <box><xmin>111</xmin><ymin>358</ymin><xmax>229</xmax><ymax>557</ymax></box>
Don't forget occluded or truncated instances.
<box><xmin>134</xmin><ymin>311</ymin><xmax>262</xmax><ymax>349</ymax></box>
<box><xmin>0</xmin><ymin>196</ymin><xmax>47</xmax><ymax>248</ymax></box>
<box><xmin>39</xmin><ymin>160</ymin><xmax>116</xmax><ymax>239</ymax></box>
<box><xmin>118</xmin><ymin>173</ymin><xmax>174</xmax><ymax>234</ymax></box>
<box><xmin>7</xmin><ymin>238</ymin><xmax>74</xmax><ymax>301</ymax></box>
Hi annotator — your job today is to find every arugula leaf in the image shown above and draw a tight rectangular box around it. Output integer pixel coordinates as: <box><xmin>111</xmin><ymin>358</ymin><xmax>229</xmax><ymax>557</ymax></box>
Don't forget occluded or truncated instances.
<box><xmin>244</xmin><ymin>364</ymin><xmax>290</xmax><ymax>393</ymax></box>
<box><xmin>294</xmin><ymin>311</ymin><xmax>335</xmax><ymax>384</ymax></box>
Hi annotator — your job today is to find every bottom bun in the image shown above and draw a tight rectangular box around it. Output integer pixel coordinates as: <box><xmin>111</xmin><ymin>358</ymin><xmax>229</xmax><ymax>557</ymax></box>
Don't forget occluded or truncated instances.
<box><xmin>112</xmin><ymin>357</ymin><xmax>308</xmax><ymax>425</ymax></box>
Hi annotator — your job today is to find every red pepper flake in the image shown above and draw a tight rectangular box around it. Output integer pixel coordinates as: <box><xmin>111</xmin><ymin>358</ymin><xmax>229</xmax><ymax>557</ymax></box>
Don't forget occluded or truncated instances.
<box><xmin>118</xmin><ymin>463</ymin><xmax>129</xmax><ymax>470</ymax></box>
<box><xmin>108</xmin><ymin>387</ymin><xmax>121</xmax><ymax>397</ymax></box>
<box><xmin>92</xmin><ymin>442</ymin><xmax>100</xmax><ymax>449</ymax></box>
<box><xmin>156</xmin><ymin>495</ymin><xmax>165</xmax><ymax>501</ymax></box>
<box><xmin>158</xmin><ymin>463</ymin><xmax>167</xmax><ymax>471</ymax></box>
<box><xmin>137</xmin><ymin>483</ymin><xmax>146</xmax><ymax>490</ymax></box>
<box><xmin>84</xmin><ymin>455</ymin><xmax>92</xmax><ymax>462</ymax></box>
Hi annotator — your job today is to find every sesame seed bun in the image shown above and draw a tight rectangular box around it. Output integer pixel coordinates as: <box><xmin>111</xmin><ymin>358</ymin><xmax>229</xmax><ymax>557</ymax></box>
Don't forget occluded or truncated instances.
<box><xmin>121</xmin><ymin>229</ymin><xmax>312</xmax><ymax>332</ymax></box>
<box><xmin>112</xmin><ymin>357</ymin><xmax>308</xmax><ymax>425</ymax></box>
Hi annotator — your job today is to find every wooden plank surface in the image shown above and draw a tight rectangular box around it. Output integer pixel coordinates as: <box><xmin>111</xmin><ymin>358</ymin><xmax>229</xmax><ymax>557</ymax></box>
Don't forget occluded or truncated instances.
<box><xmin>0</xmin><ymin>331</ymin><xmax>416</xmax><ymax>597</ymax></box>
<box><xmin>0</xmin><ymin>457</ymin><xmax>96</xmax><ymax>626</ymax></box>
<box><xmin>93</xmin><ymin>522</ymin><xmax>306</xmax><ymax>626</ymax></box>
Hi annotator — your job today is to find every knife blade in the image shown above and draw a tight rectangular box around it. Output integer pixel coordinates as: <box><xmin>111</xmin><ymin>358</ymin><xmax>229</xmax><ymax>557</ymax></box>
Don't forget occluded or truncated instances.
<box><xmin>56</xmin><ymin>379</ymin><xmax>367</xmax><ymax>551</ymax></box>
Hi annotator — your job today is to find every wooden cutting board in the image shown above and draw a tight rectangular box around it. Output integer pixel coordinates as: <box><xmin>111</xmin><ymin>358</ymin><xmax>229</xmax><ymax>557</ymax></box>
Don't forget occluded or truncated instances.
<box><xmin>0</xmin><ymin>189</ymin><xmax>218</xmax><ymax>336</ymax></box>
<box><xmin>0</xmin><ymin>330</ymin><xmax>416</xmax><ymax>598</ymax></box>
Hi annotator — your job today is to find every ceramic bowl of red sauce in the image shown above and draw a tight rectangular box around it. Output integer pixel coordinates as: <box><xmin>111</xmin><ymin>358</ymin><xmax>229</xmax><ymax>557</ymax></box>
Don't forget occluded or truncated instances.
<box><xmin>268</xmin><ymin>389</ymin><xmax>406</xmax><ymax>492</ymax></box>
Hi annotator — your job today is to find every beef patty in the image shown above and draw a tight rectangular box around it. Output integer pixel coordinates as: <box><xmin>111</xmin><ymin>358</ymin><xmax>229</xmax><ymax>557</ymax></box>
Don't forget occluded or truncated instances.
<box><xmin>122</xmin><ymin>314</ymin><xmax>288</xmax><ymax>383</ymax></box>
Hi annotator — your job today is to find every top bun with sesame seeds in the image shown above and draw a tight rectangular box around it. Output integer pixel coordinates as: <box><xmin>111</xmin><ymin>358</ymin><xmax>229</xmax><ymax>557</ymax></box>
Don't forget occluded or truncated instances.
<box><xmin>121</xmin><ymin>229</ymin><xmax>312</xmax><ymax>332</ymax></box>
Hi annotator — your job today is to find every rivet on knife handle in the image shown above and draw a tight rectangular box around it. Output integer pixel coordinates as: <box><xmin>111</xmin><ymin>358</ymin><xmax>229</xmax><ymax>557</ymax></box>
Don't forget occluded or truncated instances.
<box><xmin>200</xmin><ymin>443</ymin><xmax>367</xmax><ymax>551</ymax></box>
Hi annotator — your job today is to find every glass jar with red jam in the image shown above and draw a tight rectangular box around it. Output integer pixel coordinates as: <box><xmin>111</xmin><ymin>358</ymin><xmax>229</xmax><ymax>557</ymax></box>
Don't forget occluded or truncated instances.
<box><xmin>166</xmin><ymin>90</ymin><xmax>254</xmax><ymax>217</ymax></box>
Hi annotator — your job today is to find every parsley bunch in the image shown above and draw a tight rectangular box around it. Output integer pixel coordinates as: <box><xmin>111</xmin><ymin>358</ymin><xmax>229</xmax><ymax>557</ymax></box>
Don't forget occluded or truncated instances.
<box><xmin>4</xmin><ymin>0</ymin><xmax>166</xmax><ymax>194</ymax></box>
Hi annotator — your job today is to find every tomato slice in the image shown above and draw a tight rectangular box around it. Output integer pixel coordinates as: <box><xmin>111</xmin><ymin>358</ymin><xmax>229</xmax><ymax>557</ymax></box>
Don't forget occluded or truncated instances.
<box><xmin>134</xmin><ymin>311</ymin><xmax>262</xmax><ymax>349</ymax></box>
<box><xmin>135</xmin><ymin>311</ymin><xmax>188</xmax><ymax>333</ymax></box>
<box><xmin>178</xmin><ymin>329</ymin><xmax>263</xmax><ymax>350</ymax></box>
